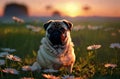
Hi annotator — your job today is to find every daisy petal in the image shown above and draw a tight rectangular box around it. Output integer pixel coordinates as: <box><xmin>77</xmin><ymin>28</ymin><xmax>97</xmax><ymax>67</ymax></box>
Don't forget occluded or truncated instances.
<box><xmin>6</xmin><ymin>54</ymin><xmax>21</xmax><ymax>62</ymax></box>
<box><xmin>0</xmin><ymin>59</ymin><xmax>5</xmax><ymax>65</ymax></box>
<box><xmin>20</xmin><ymin>77</ymin><xmax>34</xmax><ymax>79</ymax></box>
<box><xmin>104</xmin><ymin>63</ymin><xmax>117</xmax><ymax>68</ymax></box>
<box><xmin>43</xmin><ymin>69</ymin><xmax>58</xmax><ymax>73</ymax></box>
<box><xmin>87</xmin><ymin>44</ymin><xmax>101</xmax><ymax>50</ymax></box>
<box><xmin>110</xmin><ymin>43</ymin><xmax>120</xmax><ymax>48</ymax></box>
<box><xmin>0</xmin><ymin>52</ymin><xmax>9</xmax><ymax>57</ymax></box>
<box><xmin>1</xmin><ymin>48</ymin><xmax>16</xmax><ymax>52</ymax></box>
<box><xmin>2</xmin><ymin>68</ymin><xmax>19</xmax><ymax>75</ymax></box>
<box><xmin>62</xmin><ymin>75</ymin><xmax>74</xmax><ymax>79</ymax></box>
<box><xmin>42</xmin><ymin>74</ymin><xmax>60</xmax><ymax>79</ymax></box>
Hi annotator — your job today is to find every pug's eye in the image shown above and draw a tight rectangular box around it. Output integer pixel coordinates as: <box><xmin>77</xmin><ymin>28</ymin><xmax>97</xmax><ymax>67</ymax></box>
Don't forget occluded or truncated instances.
<box><xmin>59</xmin><ymin>28</ymin><xmax>66</xmax><ymax>33</ymax></box>
<box><xmin>48</xmin><ymin>28</ymin><xmax>53</xmax><ymax>33</ymax></box>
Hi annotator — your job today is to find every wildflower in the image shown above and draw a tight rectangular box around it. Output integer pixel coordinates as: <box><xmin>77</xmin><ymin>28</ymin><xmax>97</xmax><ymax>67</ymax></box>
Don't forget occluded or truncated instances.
<box><xmin>22</xmin><ymin>66</ymin><xmax>33</xmax><ymax>71</ymax></box>
<box><xmin>88</xmin><ymin>25</ymin><xmax>102</xmax><ymax>30</ymax></box>
<box><xmin>104</xmin><ymin>27</ymin><xmax>114</xmax><ymax>31</ymax></box>
<box><xmin>0</xmin><ymin>52</ymin><xmax>9</xmax><ymax>57</ymax></box>
<box><xmin>42</xmin><ymin>74</ymin><xmax>60</xmax><ymax>79</ymax></box>
<box><xmin>1</xmin><ymin>48</ymin><xmax>16</xmax><ymax>52</ymax></box>
<box><xmin>22</xmin><ymin>65</ymin><xmax>37</xmax><ymax>71</ymax></box>
<box><xmin>62</xmin><ymin>75</ymin><xmax>74</xmax><ymax>79</ymax></box>
<box><xmin>110</xmin><ymin>43</ymin><xmax>120</xmax><ymax>48</ymax></box>
<box><xmin>26</xmin><ymin>25</ymin><xmax>41</xmax><ymax>32</ymax></box>
<box><xmin>6</xmin><ymin>54</ymin><xmax>21</xmax><ymax>62</ymax></box>
<box><xmin>2</xmin><ymin>68</ymin><xmax>19</xmax><ymax>75</ymax></box>
<box><xmin>72</xmin><ymin>25</ymin><xmax>85</xmax><ymax>31</ymax></box>
<box><xmin>43</xmin><ymin>69</ymin><xmax>58</xmax><ymax>73</ymax></box>
<box><xmin>111</xmin><ymin>32</ymin><xmax>116</xmax><ymax>36</ymax></box>
<box><xmin>0</xmin><ymin>59</ymin><xmax>5</xmax><ymax>65</ymax></box>
<box><xmin>32</xmin><ymin>27</ymin><xmax>41</xmax><ymax>32</ymax></box>
<box><xmin>26</xmin><ymin>25</ymin><xmax>35</xmax><ymax>29</ymax></box>
<box><xmin>118</xmin><ymin>29</ymin><xmax>120</xmax><ymax>33</ymax></box>
<box><xmin>20</xmin><ymin>77</ymin><xmax>34</xmax><ymax>79</ymax></box>
<box><xmin>12</xmin><ymin>16</ymin><xmax>24</xmax><ymax>23</ymax></box>
<box><xmin>87</xmin><ymin>44</ymin><xmax>101</xmax><ymax>50</ymax></box>
<box><xmin>104</xmin><ymin>63</ymin><xmax>117</xmax><ymax>68</ymax></box>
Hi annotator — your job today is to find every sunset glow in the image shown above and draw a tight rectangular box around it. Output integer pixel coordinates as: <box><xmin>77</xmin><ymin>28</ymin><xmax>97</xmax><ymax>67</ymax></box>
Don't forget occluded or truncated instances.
<box><xmin>0</xmin><ymin>0</ymin><xmax>120</xmax><ymax>17</ymax></box>
<box><xmin>63</xmin><ymin>3</ymin><xmax>81</xmax><ymax>17</ymax></box>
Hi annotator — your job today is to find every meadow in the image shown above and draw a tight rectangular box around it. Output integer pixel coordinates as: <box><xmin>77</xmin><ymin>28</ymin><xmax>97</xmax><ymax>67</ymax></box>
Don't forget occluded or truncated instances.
<box><xmin>0</xmin><ymin>19</ymin><xmax>120</xmax><ymax>79</ymax></box>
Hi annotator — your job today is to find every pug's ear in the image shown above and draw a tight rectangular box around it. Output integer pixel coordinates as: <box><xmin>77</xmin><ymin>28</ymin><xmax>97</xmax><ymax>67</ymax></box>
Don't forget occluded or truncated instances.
<box><xmin>63</xmin><ymin>20</ymin><xmax>73</xmax><ymax>31</ymax></box>
<box><xmin>43</xmin><ymin>20</ymin><xmax>53</xmax><ymax>30</ymax></box>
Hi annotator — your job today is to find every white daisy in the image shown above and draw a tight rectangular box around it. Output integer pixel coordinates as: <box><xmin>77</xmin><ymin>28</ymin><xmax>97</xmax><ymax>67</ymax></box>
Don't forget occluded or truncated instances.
<box><xmin>22</xmin><ymin>65</ymin><xmax>37</xmax><ymax>71</ymax></box>
<box><xmin>104</xmin><ymin>27</ymin><xmax>114</xmax><ymax>31</ymax></box>
<box><xmin>2</xmin><ymin>68</ymin><xmax>19</xmax><ymax>75</ymax></box>
<box><xmin>88</xmin><ymin>25</ymin><xmax>102</xmax><ymax>30</ymax></box>
<box><xmin>20</xmin><ymin>77</ymin><xmax>34</xmax><ymax>79</ymax></box>
<box><xmin>12</xmin><ymin>16</ymin><xmax>24</xmax><ymax>23</ymax></box>
<box><xmin>42</xmin><ymin>74</ymin><xmax>60</xmax><ymax>79</ymax></box>
<box><xmin>118</xmin><ymin>29</ymin><xmax>120</xmax><ymax>33</ymax></box>
<box><xmin>110</xmin><ymin>43</ymin><xmax>120</xmax><ymax>48</ymax></box>
<box><xmin>6</xmin><ymin>54</ymin><xmax>21</xmax><ymax>62</ymax></box>
<box><xmin>111</xmin><ymin>32</ymin><xmax>116</xmax><ymax>36</ymax></box>
<box><xmin>43</xmin><ymin>69</ymin><xmax>58</xmax><ymax>73</ymax></box>
<box><xmin>0</xmin><ymin>59</ymin><xmax>5</xmax><ymax>65</ymax></box>
<box><xmin>0</xmin><ymin>52</ymin><xmax>9</xmax><ymax>57</ymax></box>
<box><xmin>87</xmin><ymin>44</ymin><xmax>101</xmax><ymax>50</ymax></box>
<box><xmin>26</xmin><ymin>25</ymin><xmax>41</xmax><ymax>32</ymax></box>
<box><xmin>104</xmin><ymin>63</ymin><xmax>117</xmax><ymax>68</ymax></box>
<box><xmin>62</xmin><ymin>75</ymin><xmax>75</xmax><ymax>79</ymax></box>
<box><xmin>72</xmin><ymin>25</ymin><xmax>85</xmax><ymax>31</ymax></box>
<box><xmin>1</xmin><ymin>48</ymin><xmax>16</xmax><ymax>52</ymax></box>
<box><xmin>22</xmin><ymin>66</ymin><xmax>33</xmax><ymax>71</ymax></box>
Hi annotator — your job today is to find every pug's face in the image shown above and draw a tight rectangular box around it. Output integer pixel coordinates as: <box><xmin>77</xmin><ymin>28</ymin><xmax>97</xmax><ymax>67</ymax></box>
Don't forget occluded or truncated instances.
<box><xmin>44</xmin><ymin>20</ymin><xmax>73</xmax><ymax>45</ymax></box>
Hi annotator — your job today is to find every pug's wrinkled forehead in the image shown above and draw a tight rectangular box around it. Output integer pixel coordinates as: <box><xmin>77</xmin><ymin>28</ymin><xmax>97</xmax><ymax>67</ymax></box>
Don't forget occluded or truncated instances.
<box><xmin>43</xmin><ymin>20</ymin><xmax>73</xmax><ymax>31</ymax></box>
<box><xmin>46</xmin><ymin>20</ymin><xmax>67</xmax><ymax>31</ymax></box>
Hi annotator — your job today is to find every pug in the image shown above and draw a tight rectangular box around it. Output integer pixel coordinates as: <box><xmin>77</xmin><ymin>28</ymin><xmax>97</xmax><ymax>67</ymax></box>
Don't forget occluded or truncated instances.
<box><xmin>32</xmin><ymin>20</ymin><xmax>75</xmax><ymax>73</ymax></box>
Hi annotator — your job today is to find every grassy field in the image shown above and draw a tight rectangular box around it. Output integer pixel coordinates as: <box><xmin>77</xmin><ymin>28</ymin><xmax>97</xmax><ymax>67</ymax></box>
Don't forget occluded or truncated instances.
<box><xmin>0</xmin><ymin>20</ymin><xmax>120</xmax><ymax>79</ymax></box>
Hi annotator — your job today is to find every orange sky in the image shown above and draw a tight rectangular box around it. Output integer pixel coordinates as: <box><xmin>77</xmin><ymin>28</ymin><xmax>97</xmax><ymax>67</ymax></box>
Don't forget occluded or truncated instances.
<box><xmin>0</xmin><ymin>0</ymin><xmax>120</xmax><ymax>17</ymax></box>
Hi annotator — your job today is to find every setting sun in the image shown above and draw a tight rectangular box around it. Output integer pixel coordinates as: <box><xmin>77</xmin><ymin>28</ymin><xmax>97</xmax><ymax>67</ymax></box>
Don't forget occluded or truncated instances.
<box><xmin>63</xmin><ymin>3</ymin><xmax>81</xmax><ymax>17</ymax></box>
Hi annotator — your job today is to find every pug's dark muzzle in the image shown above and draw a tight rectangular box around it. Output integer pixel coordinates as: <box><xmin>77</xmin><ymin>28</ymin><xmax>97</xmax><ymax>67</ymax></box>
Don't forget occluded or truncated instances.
<box><xmin>48</xmin><ymin>29</ymin><xmax>66</xmax><ymax>45</ymax></box>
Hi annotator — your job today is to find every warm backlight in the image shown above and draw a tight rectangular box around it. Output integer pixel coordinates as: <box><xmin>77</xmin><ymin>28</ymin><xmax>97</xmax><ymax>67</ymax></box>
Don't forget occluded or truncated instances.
<box><xmin>63</xmin><ymin>3</ymin><xmax>81</xmax><ymax>17</ymax></box>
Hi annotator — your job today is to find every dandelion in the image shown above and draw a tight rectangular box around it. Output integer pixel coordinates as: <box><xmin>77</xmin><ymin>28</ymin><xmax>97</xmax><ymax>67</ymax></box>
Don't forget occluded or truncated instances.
<box><xmin>42</xmin><ymin>74</ymin><xmax>60</xmax><ymax>79</ymax></box>
<box><xmin>0</xmin><ymin>60</ymin><xmax>5</xmax><ymax>65</ymax></box>
<box><xmin>6</xmin><ymin>54</ymin><xmax>21</xmax><ymax>62</ymax></box>
<box><xmin>0</xmin><ymin>52</ymin><xmax>9</xmax><ymax>57</ymax></box>
<box><xmin>1</xmin><ymin>48</ymin><xmax>16</xmax><ymax>53</ymax></box>
<box><xmin>87</xmin><ymin>44</ymin><xmax>101</xmax><ymax>50</ymax></box>
<box><xmin>20</xmin><ymin>77</ymin><xmax>34</xmax><ymax>79</ymax></box>
<box><xmin>104</xmin><ymin>63</ymin><xmax>117</xmax><ymax>68</ymax></box>
<box><xmin>2</xmin><ymin>68</ymin><xmax>19</xmax><ymax>75</ymax></box>
<box><xmin>110</xmin><ymin>43</ymin><xmax>120</xmax><ymax>48</ymax></box>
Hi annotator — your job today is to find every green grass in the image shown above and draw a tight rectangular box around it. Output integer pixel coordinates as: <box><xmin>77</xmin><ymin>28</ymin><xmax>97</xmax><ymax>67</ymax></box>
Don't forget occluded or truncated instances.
<box><xmin>0</xmin><ymin>21</ymin><xmax>120</xmax><ymax>79</ymax></box>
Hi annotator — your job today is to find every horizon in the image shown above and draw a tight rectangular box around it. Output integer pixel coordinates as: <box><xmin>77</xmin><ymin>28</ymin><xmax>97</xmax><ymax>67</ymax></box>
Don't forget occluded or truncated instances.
<box><xmin>0</xmin><ymin>0</ymin><xmax>120</xmax><ymax>17</ymax></box>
